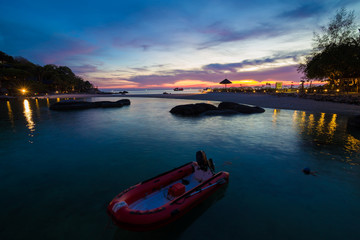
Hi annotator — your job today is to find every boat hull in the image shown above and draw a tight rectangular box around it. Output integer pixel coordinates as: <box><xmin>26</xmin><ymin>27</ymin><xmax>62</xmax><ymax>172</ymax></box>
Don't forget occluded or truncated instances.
<box><xmin>107</xmin><ymin>162</ymin><xmax>229</xmax><ymax>231</ymax></box>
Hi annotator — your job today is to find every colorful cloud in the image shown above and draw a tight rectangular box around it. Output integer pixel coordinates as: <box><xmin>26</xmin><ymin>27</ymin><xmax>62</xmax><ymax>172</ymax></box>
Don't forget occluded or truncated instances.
<box><xmin>1</xmin><ymin>0</ymin><xmax>359</xmax><ymax>89</ymax></box>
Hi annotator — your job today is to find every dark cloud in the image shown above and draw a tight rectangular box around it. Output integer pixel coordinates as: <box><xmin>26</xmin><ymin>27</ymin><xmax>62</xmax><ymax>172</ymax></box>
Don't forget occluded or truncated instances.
<box><xmin>125</xmin><ymin>63</ymin><xmax>302</xmax><ymax>87</ymax></box>
<box><xmin>0</xmin><ymin>19</ymin><xmax>97</xmax><ymax>65</ymax></box>
<box><xmin>203</xmin><ymin>51</ymin><xmax>308</xmax><ymax>72</ymax></box>
<box><xmin>71</xmin><ymin>64</ymin><xmax>99</xmax><ymax>74</ymax></box>
<box><xmin>278</xmin><ymin>3</ymin><xmax>326</xmax><ymax>19</ymax></box>
<box><xmin>32</xmin><ymin>38</ymin><xmax>97</xmax><ymax>65</ymax></box>
<box><xmin>130</xmin><ymin>67</ymin><xmax>148</xmax><ymax>72</ymax></box>
<box><xmin>198</xmin><ymin>23</ymin><xmax>285</xmax><ymax>49</ymax></box>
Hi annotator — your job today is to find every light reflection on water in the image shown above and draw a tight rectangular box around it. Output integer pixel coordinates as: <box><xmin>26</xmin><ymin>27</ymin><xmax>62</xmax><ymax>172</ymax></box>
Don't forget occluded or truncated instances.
<box><xmin>1</xmin><ymin>98</ymin><xmax>360</xmax><ymax>162</ymax></box>
<box><xmin>6</xmin><ymin>100</ymin><xmax>14</xmax><ymax>128</ymax></box>
<box><xmin>46</xmin><ymin>97</ymin><xmax>50</xmax><ymax>107</ymax></box>
<box><xmin>294</xmin><ymin>110</ymin><xmax>338</xmax><ymax>138</ymax></box>
<box><xmin>23</xmin><ymin>99</ymin><xmax>35</xmax><ymax>143</ymax></box>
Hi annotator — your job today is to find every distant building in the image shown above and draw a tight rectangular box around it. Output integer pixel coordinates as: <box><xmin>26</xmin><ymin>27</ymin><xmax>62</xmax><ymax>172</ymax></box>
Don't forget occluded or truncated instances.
<box><xmin>275</xmin><ymin>82</ymin><xmax>283</xmax><ymax>89</ymax></box>
<box><xmin>265</xmin><ymin>83</ymin><xmax>271</xmax><ymax>89</ymax></box>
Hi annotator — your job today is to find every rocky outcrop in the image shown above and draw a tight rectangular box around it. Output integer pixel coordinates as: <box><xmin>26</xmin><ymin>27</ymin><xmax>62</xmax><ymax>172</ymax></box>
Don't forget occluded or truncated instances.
<box><xmin>170</xmin><ymin>102</ymin><xmax>265</xmax><ymax>116</ymax></box>
<box><xmin>170</xmin><ymin>103</ymin><xmax>217</xmax><ymax>116</ymax></box>
<box><xmin>347</xmin><ymin>115</ymin><xmax>360</xmax><ymax>139</ymax></box>
<box><xmin>201</xmin><ymin>109</ymin><xmax>239</xmax><ymax>116</ymax></box>
<box><xmin>218</xmin><ymin>102</ymin><xmax>265</xmax><ymax>113</ymax></box>
<box><xmin>50</xmin><ymin>99</ymin><xmax>130</xmax><ymax>110</ymax></box>
<box><xmin>348</xmin><ymin>115</ymin><xmax>360</xmax><ymax>129</ymax></box>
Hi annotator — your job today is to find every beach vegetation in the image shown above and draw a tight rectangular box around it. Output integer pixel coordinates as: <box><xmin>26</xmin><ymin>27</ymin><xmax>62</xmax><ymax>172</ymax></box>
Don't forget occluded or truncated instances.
<box><xmin>0</xmin><ymin>51</ymin><xmax>95</xmax><ymax>96</ymax></box>
<box><xmin>298</xmin><ymin>8</ymin><xmax>360</xmax><ymax>92</ymax></box>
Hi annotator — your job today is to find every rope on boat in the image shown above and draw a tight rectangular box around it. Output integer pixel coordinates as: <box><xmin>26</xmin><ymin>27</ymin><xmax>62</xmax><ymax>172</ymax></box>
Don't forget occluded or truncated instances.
<box><xmin>172</xmin><ymin>178</ymin><xmax>227</xmax><ymax>205</ymax></box>
<box><xmin>187</xmin><ymin>178</ymin><xmax>227</xmax><ymax>198</ymax></box>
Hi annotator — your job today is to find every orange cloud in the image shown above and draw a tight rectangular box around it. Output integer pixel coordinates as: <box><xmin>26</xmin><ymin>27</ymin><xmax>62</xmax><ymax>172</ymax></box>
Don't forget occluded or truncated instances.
<box><xmin>100</xmin><ymin>84</ymin><xmax>139</xmax><ymax>89</ymax></box>
<box><xmin>161</xmin><ymin>80</ymin><xmax>216</xmax><ymax>88</ymax></box>
<box><xmin>98</xmin><ymin>78</ymin><xmax>325</xmax><ymax>90</ymax></box>
<box><xmin>225</xmin><ymin>79</ymin><xmax>325</xmax><ymax>87</ymax></box>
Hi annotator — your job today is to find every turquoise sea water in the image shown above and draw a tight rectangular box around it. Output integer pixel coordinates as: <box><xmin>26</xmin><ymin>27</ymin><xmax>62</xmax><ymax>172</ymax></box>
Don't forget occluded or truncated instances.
<box><xmin>0</xmin><ymin>97</ymin><xmax>360</xmax><ymax>240</ymax></box>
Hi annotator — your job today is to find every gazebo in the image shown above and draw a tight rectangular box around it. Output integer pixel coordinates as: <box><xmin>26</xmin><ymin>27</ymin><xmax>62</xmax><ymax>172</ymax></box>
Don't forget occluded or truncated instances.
<box><xmin>220</xmin><ymin>79</ymin><xmax>232</xmax><ymax>88</ymax></box>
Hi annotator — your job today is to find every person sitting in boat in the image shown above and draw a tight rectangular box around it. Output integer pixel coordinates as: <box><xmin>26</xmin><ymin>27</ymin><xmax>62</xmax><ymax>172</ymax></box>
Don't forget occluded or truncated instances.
<box><xmin>194</xmin><ymin>151</ymin><xmax>214</xmax><ymax>182</ymax></box>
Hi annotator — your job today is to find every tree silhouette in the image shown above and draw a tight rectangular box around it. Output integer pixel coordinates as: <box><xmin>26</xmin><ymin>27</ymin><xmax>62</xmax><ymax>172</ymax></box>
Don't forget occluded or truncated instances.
<box><xmin>298</xmin><ymin>8</ymin><xmax>360</xmax><ymax>91</ymax></box>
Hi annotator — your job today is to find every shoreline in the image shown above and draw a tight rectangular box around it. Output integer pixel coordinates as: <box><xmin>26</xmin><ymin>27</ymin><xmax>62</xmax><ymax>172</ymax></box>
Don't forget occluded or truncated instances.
<box><xmin>4</xmin><ymin>92</ymin><xmax>360</xmax><ymax>115</ymax></box>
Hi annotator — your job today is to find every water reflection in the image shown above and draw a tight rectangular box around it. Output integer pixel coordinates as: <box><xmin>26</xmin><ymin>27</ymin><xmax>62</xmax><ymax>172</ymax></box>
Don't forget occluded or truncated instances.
<box><xmin>272</xmin><ymin>109</ymin><xmax>279</xmax><ymax>126</ymax></box>
<box><xmin>316</xmin><ymin>113</ymin><xmax>325</xmax><ymax>134</ymax></box>
<box><xmin>7</xmin><ymin>101</ymin><xmax>15</xmax><ymax>128</ymax></box>
<box><xmin>307</xmin><ymin>114</ymin><xmax>314</xmax><ymax>134</ymax></box>
<box><xmin>328</xmin><ymin>114</ymin><xmax>337</xmax><ymax>137</ymax></box>
<box><xmin>35</xmin><ymin>98</ymin><xmax>41</xmax><ymax>118</ymax></box>
<box><xmin>292</xmin><ymin>111</ymin><xmax>359</xmax><ymax>165</ymax></box>
<box><xmin>344</xmin><ymin>135</ymin><xmax>360</xmax><ymax>152</ymax></box>
<box><xmin>298</xmin><ymin>111</ymin><xmax>307</xmax><ymax>134</ymax></box>
<box><xmin>294</xmin><ymin>111</ymin><xmax>338</xmax><ymax>138</ymax></box>
<box><xmin>23</xmin><ymin>99</ymin><xmax>35</xmax><ymax>143</ymax></box>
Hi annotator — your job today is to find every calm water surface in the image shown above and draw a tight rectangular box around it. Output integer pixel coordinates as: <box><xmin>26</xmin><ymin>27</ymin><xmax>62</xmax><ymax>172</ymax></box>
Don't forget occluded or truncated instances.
<box><xmin>0</xmin><ymin>97</ymin><xmax>360</xmax><ymax>240</ymax></box>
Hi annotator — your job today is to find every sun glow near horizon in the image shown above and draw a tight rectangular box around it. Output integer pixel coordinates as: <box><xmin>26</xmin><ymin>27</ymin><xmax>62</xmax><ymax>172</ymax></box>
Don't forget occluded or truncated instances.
<box><xmin>97</xmin><ymin>79</ymin><xmax>325</xmax><ymax>90</ymax></box>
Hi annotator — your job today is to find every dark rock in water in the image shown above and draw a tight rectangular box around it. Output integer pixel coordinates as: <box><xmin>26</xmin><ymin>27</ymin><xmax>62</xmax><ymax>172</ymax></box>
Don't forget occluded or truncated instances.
<box><xmin>347</xmin><ymin>115</ymin><xmax>360</xmax><ymax>139</ymax></box>
<box><xmin>170</xmin><ymin>103</ymin><xmax>217</xmax><ymax>116</ymax></box>
<box><xmin>170</xmin><ymin>101</ymin><xmax>265</xmax><ymax>116</ymax></box>
<box><xmin>218</xmin><ymin>102</ymin><xmax>265</xmax><ymax>113</ymax></box>
<box><xmin>50</xmin><ymin>99</ymin><xmax>130</xmax><ymax>110</ymax></box>
<box><xmin>116</xmin><ymin>99</ymin><xmax>130</xmax><ymax>105</ymax></box>
<box><xmin>201</xmin><ymin>109</ymin><xmax>239</xmax><ymax>116</ymax></box>
<box><xmin>348</xmin><ymin>115</ymin><xmax>360</xmax><ymax>128</ymax></box>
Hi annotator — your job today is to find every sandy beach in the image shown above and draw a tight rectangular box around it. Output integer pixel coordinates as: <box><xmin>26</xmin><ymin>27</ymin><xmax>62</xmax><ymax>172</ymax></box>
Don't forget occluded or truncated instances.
<box><xmin>28</xmin><ymin>92</ymin><xmax>360</xmax><ymax>115</ymax></box>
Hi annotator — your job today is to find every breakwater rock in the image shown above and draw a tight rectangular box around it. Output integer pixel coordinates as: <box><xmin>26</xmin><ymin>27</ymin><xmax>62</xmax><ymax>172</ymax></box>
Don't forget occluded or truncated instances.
<box><xmin>170</xmin><ymin>102</ymin><xmax>265</xmax><ymax>116</ymax></box>
<box><xmin>218</xmin><ymin>102</ymin><xmax>265</xmax><ymax>113</ymax></box>
<box><xmin>50</xmin><ymin>99</ymin><xmax>130</xmax><ymax>110</ymax></box>
<box><xmin>273</xmin><ymin>93</ymin><xmax>360</xmax><ymax>105</ymax></box>
<box><xmin>347</xmin><ymin>115</ymin><xmax>360</xmax><ymax>139</ymax></box>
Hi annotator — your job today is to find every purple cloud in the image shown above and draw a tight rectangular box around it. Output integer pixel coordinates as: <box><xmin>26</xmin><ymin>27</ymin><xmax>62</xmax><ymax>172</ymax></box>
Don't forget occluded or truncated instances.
<box><xmin>203</xmin><ymin>51</ymin><xmax>308</xmax><ymax>73</ymax></box>
<box><xmin>122</xmin><ymin>64</ymin><xmax>302</xmax><ymax>88</ymax></box>
<box><xmin>71</xmin><ymin>64</ymin><xmax>99</xmax><ymax>74</ymax></box>
<box><xmin>32</xmin><ymin>37</ymin><xmax>97</xmax><ymax>65</ymax></box>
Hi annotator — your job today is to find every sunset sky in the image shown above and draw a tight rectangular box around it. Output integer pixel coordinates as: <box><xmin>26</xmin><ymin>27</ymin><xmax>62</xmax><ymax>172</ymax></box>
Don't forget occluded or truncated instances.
<box><xmin>1</xmin><ymin>0</ymin><xmax>360</xmax><ymax>89</ymax></box>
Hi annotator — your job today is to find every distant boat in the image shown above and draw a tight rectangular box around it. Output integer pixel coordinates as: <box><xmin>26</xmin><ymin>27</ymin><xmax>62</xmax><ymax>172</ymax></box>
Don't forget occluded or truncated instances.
<box><xmin>201</xmin><ymin>88</ymin><xmax>212</xmax><ymax>93</ymax></box>
<box><xmin>107</xmin><ymin>151</ymin><xmax>229</xmax><ymax>231</ymax></box>
<box><xmin>173</xmin><ymin>88</ymin><xmax>184</xmax><ymax>91</ymax></box>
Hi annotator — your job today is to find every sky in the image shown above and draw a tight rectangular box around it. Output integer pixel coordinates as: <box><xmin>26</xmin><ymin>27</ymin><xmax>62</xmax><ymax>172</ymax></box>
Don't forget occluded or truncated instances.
<box><xmin>1</xmin><ymin>0</ymin><xmax>360</xmax><ymax>89</ymax></box>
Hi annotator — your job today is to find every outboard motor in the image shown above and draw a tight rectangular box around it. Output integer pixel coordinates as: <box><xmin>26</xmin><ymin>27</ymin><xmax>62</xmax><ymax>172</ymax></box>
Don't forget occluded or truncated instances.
<box><xmin>196</xmin><ymin>150</ymin><xmax>209</xmax><ymax>171</ymax></box>
<box><xmin>208</xmin><ymin>158</ymin><xmax>215</xmax><ymax>174</ymax></box>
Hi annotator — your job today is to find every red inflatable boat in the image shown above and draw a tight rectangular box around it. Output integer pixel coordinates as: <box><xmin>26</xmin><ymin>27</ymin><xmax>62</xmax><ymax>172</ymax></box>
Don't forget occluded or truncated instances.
<box><xmin>107</xmin><ymin>151</ymin><xmax>229</xmax><ymax>231</ymax></box>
